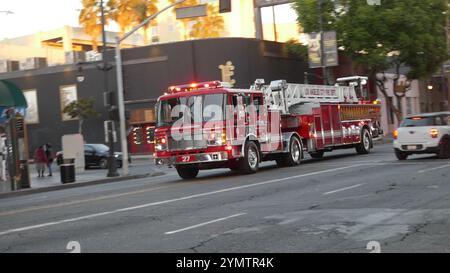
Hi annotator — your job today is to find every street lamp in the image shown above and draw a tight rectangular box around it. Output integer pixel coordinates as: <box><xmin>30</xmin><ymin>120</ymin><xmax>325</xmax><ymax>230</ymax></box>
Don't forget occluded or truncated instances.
<box><xmin>115</xmin><ymin>0</ymin><xmax>187</xmax><ymax>175</ymax></box>
<box><xmin>99</xmin><ymin>0</ymin><xmax>119</xmax><ymax>178</ymax></box>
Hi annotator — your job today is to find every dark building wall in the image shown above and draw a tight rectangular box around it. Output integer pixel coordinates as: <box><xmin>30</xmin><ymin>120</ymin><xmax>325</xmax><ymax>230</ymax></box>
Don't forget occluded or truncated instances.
<box><xmin>0</xmin><ymin>38</ymin><xmax>308</xmax><ymax>155</ymax></box>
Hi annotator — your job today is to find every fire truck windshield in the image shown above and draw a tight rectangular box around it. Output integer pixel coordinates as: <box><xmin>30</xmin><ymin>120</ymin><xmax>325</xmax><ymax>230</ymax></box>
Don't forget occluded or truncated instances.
<box><xmin>156</xmin><ymin>94</ymin><xmax>225</xmax><ymax>127</ymax></box>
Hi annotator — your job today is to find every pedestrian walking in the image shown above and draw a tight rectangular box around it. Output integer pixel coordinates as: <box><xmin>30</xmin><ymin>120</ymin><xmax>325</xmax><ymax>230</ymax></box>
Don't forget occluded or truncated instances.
<box><xmin>0</xmin><ymin>134</ymin><xmax>6</xmax><ymax>181</ymax></box>
<box><xmin>34</xmin><ymin>146</ymin><xmax>47</xmax><ymax>178</ymax></box>
<box><xmin>44</xmin><ymin>143</ymin><xmax>54</xmax><ymax>177</ymax></box>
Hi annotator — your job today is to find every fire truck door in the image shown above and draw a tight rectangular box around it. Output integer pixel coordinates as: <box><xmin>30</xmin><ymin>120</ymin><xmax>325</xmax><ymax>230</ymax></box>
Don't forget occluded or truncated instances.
<box><xmin>322</xmin><ymin>106</ymin><xmax>332</xmax><ymax>146</ymax></box>
<box><xmin>330</xmin><ymin>105</ymin><xmax>342</xmax><ymax>145</ymax></box>
<box><xmin>313</xmin><ymin>107</ymin><xmax>325</xmax><ymax>149</ymax></box>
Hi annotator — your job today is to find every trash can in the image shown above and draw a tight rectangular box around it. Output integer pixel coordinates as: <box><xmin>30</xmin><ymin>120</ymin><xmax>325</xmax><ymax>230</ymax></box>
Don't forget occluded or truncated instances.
<box><xmin>18</xmin><ymin>160</ymin><xmax>30</xmax><ymax>189</ymax></box>
<box><xmin>60</xmin><ymin>158</ymin><xmax>75</xmax><ymax>184</ymax></box>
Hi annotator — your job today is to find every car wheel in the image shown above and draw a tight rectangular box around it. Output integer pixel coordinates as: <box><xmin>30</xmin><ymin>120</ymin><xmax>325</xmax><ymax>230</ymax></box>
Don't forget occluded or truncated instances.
<box><xmin>99</xmin><ymin>158</ymin><xmax>108</xmax><ymax>169</ymax></box>
<box><xmin>395</xmin><ymin>149</ymin><xmax>408</xmax><ymax>160</ymax></box>
<box><xmin>438</xmin><ymin>137</ymin><xmax>450</xmax><ymax>159</ymax></box>
<box><xmin>356</xmin><ymin>129</ymin><xmax>372</xmax><ymax>155</ymax></box>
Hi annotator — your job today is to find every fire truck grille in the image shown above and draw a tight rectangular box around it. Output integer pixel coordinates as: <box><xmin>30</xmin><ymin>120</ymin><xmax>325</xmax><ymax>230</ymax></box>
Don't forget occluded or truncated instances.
<box><xmin>168</xmin><ymin>134</ymin><xmax>207</xmax><ymax>151</ymax></box>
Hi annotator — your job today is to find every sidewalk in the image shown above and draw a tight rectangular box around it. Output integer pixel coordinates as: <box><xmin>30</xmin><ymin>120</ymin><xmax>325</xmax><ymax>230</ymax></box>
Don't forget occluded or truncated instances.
<box><xmin>0</xmin><ymin>160</ymin><xmax>166</xmax><ymax>198</ymax></box>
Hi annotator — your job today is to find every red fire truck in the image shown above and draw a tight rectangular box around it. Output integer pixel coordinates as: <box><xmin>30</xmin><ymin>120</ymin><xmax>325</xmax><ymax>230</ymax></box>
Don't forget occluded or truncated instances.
<box><xmin>154</xmin><ymin>78</ymin><xmax>382</xmax><ymax>179</ymax></box>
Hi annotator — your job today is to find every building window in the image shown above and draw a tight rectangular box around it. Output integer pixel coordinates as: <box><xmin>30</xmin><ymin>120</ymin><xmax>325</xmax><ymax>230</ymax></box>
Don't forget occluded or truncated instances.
<box><xmin>406</xmin><ymin>97</ymin><xmax>413</xmax><ymax>115</ymax></box>
<box><xmin>23</xmin><ymin>89</ymin><xmax>39</xmax><ymax>124</ymax></box>
<box><xmin>60</xmin><ymin>85</ymin><xmax>78</xmax><ymax>121</ymax></box>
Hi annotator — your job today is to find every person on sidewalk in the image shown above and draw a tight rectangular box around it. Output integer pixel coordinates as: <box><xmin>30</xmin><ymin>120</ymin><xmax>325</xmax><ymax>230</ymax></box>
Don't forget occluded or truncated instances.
<box><xmin>44</xmin><ymin>143</ymin><xmax>54</xmax><ymax>177</ymax></box>
<box><xmin>34</xmin><ymin>146</ymin><xmax>48</xmax><ymax>178</ymax></box>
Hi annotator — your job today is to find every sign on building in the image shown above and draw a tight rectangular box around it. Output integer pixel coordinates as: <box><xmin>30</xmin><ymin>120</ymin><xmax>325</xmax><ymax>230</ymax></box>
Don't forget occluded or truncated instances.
<box><xmin>176</xmin><ymin>5</ymin><xmax>207</xmax><ymax>20</ymax></box>
<box><xmin>307</xmin><ymin>31</ymin><xmax>339</xmax><ymax>69</ymax></box>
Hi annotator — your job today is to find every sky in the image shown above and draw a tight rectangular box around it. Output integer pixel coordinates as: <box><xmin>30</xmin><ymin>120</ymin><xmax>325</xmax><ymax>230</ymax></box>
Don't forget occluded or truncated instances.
<box><xmin>0</xmin><ymin>0</ymin><xmax>83</xmax><ymax>40</ymax></box>
<box><xmin>0</xmin><ymin>0</ymin><xmax>299</xmax><ymax>40</ymax></box>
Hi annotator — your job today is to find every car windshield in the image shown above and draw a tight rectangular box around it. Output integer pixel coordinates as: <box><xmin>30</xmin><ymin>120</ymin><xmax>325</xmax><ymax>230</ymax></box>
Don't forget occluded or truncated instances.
<box><xmin>88</xmin><ymin>144</ymin><xmax>109</xmax><ymax>152</ymax></box>
<box><xmin>400</xmin><ymin>116</ymin><xmax>447</xmax><ymax>127</ymax></box>
<box><xmin>156</xmin><ymin>94</ymin><xmax>225</xmax><ymax>127</ymax></box>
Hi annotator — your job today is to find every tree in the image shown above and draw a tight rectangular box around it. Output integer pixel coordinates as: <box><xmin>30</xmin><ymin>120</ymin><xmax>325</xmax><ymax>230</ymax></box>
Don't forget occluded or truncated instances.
<box><xmin>79</xmin><ymin>0</ymin><xmax>104</xmax><ymax>51</ymax></box>
<box><xmin>107</xmin><ymin>0</ymin><xmax>137</xmax><ymax>36</ymax></box>
<box><xmin>189</xmin><ymin>4</ymin><xmax>225</xmax><ymax>39</ymax></box>
<box><xmin>132</xmin><ymin>0</ymin><xmax>159</xmax><ymax>45</ymax></box>
<box><xmin>293</xmin><ymin>0</ymin><xmax>449</xmax><ymax>123</ymax></box>
<box><xmin>63</xmin><ymin>98</ymin><xmax>100</xmax><ymax>135</ymax></box>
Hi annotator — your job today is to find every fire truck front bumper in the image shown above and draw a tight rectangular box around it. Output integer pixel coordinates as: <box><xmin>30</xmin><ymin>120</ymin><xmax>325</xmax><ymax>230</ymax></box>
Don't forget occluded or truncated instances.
<box><xmin>155</xmin><ymin>152</ymin><xmax>229</xmax><ymax>166</ymax></box>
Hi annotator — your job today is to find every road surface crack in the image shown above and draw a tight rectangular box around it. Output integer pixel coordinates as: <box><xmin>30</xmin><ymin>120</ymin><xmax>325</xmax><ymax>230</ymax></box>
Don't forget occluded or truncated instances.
<box><xmin>189</xmin><ymin>236</ymin><xmax>216</xmax><ymax>253</ymax></box>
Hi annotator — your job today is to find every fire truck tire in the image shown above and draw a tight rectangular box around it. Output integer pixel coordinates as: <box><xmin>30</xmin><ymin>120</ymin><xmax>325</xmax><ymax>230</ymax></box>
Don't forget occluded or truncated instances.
<box><xmin>239</xmin><ymin>141</ymin><xmax>260</xmax><ymax>174</ymax></box>
<box><xmin>356</xmin><ymin>128</ymin><xmax>372</xmax><ymax>155</ymax></box>
<box><xmin>176</xmin><ymin>166</ymin><xmax>199</xmax><ymax>179</ymax></box>
<box><xmin>276</xmin><ymin>137</ymin><xmax>302</xmax><ymax>167</ymax></box>
<box><xmin>394</xmin><ymin>149</ymin><xmax>408</xmax><ymax>160</ymax></box>
<box><xmin>309</xmin><ymin>151</ymin><xmax>324</xmax><ymax>159</ymax></box>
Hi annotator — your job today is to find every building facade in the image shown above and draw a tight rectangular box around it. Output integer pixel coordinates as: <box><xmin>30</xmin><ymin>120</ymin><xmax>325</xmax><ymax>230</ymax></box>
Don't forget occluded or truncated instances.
<box><xmin>0</xmin><ymin>38</ymin><xmax>307</xmax><ymax>155</ymax></box>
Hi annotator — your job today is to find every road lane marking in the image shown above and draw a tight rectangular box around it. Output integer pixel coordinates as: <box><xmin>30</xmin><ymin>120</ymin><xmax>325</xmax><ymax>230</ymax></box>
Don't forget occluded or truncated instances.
<box><xmin>0</xmin><ymin>164</ymin><xmax>366</xmax><ymax>236</ymax></box>
<box><xmin>164</xmin><ymin>213</ymin><xmax>246</xmax><ymax>235</ymax></box>
<box><xmin>322</xmin><ymin>184</ymin><xmax>364</xmax><ymax>196</ymax></box>
<box><xmin>417</xmin><ymin>164</ymin><xmax>450</xmax><ymax>174</ymax></box>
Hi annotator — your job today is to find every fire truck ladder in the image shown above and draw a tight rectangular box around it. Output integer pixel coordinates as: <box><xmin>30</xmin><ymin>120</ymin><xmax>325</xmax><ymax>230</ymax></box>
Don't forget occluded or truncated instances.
<box><xmin>254</xmin><ymin>80</ymin><xmax>359</xmax><ymax>115</ymax></box>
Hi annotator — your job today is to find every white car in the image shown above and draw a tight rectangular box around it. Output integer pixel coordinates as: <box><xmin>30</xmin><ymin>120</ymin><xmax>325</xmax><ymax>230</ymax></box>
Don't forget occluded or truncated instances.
<box><xmin>393</xmin><ymin>112</ymin><xmax>450</xmax><ymax>160</ymax></box>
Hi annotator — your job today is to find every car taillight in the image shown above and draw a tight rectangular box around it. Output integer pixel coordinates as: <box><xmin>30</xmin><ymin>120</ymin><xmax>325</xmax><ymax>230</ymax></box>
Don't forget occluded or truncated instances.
<box><xmin>430</xmin><ymin>128</ymin><xmax>439</xmax><ymax>138</ymax></box>
<box><xmin>393</xmin><ymin>130</ymin><xmax>398</xmax><ymax>140</ymax></box>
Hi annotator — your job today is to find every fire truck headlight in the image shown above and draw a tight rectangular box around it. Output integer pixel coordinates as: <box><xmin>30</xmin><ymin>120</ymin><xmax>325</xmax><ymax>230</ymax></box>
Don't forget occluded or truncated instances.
<box><xmin>155</xmin><ymin>137</ymin><xmax>168</xmax><ymax>151</ymax></box>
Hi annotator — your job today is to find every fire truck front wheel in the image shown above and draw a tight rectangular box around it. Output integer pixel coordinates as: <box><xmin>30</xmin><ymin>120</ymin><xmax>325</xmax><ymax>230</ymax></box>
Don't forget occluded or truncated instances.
<box><xmin>239</xmin><ymin>141</ymin><xmax>260</xmax><ymax>174</ymax></box>
<box><xmin>176</xmin><ymin>165</ymin><xmax>199</xmax><ymax>179</ymax></box>
<box><xmin>356</xmin><ymin>128</ymin><xmax>372</xmax><ymax>155</ymax></box>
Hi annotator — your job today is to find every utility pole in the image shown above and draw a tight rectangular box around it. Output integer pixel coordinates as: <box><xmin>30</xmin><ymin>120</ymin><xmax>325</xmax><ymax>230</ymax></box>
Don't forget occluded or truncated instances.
<box><xmin>318</xmin><ymin>0</ymin><xmax>327</xmax><ymax>85</ymax></box>
<box><xmin>99</xmin><ymin>0</ymin><xmax>118</xmax><ymax>177</ymax></box>
<box><xmin>115</xmin><ymin>0</ymin><xmax>187</xmax><ymax>176</ymax></box>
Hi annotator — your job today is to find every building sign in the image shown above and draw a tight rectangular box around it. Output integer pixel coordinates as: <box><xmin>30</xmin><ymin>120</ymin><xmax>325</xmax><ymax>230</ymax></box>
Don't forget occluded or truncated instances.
<box><xmin>323</xmin><ymin>31</ymin><xmax>339</xmax><ymax>67</ymax></box>
<box><xmin>176</xmin><ymin>5</ymin><xmax>207</xmax><ymax>20</ymax></box>
<box><xmin>218</xmin><ymin>61</ymin><xmax>236</xmax><ymax>87</ymax></box>
<box><xmin>23</xmin><ymin>90</ymin><xmax>39</xmax><ymax>124</ymax></box>
<box><xmin>307</xmin><ymin>31</ymin><xmax>339</xmax><ymax>68</ymax></box>
<box><xmin>254</xmin><ymin>0</ymin><xmax>293</xmax><ymax>8</ymax></box>
<box><xmin>60</xmin><ymin>85</ymin><xmax>78</xmax><ymax>121</ymax></box>
<box><xmin>308</xmin><ymin>33</ymin><xmax>322</xmax><ymax>68</ymax></box>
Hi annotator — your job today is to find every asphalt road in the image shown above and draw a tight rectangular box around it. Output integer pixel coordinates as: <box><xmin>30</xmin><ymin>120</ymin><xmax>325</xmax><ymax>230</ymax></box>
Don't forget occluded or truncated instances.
<box><xmin>0</xmin><ymin>143</ymin><xmax>449</xmax><ymax>253</ymax></box>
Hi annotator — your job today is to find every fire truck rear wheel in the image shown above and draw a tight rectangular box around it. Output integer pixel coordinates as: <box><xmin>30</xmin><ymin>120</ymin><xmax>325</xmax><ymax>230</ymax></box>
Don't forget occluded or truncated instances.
<box><xmin>276</xmin><ymin>136</ymin><xmax>302</xmax><ymax>167</ymax></box>
<box><xmin>176</xmin><ymin>165</ymin><xmax>199</xmax><ymax>179</ymax></box>
<box><xmin>239</xmin><ymin>141</ymin><xmax>260</xmax><ymax>174</ymax></box>
<box><xmin>356</xmin><ymin>128</ymin><xmax>372</xmax><ymax>155</ymax></box>
<box><xmin>309</xmin><ymin>151</ymin><xmax>324</xmax><ymax>159</ymax></box>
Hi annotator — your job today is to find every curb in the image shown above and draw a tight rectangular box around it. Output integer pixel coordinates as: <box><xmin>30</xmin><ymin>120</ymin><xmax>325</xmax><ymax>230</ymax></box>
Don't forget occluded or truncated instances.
<box><xmin>0</xmin><ymin>171</ymin><xmax>166</xmax><ymax>200</ymax></box>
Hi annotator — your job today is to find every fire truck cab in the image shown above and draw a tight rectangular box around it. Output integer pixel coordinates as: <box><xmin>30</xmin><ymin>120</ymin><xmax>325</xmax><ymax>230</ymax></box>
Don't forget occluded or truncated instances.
<box><xmin>154</xmin><ymin>79</ymin><xmax>382</xmax><ymax>179</ymax></box>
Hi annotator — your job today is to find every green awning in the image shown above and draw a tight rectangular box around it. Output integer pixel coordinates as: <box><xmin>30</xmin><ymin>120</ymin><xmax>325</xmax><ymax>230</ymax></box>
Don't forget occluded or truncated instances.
<box><xmin>0</xmin><ymin>80</ymin><xmax>27</xmax><ymax>107</ymax></box>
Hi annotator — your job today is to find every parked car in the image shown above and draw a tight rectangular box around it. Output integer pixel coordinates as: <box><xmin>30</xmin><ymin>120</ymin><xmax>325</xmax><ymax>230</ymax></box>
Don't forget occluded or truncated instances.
<box><xmin>393</xmin><ymin>112</ymin><xmax>450</xmax><ymax>160</ymax></box>
<box><xmin>56</xmin><ymin>144</ymin><xmax>131</xmax><ymax>169</ymax></box>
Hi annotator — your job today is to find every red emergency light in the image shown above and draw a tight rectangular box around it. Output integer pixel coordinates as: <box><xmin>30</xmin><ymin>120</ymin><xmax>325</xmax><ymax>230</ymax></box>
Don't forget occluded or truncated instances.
<box><xmin>167</xmin><ymin>81</ymin><xmax>222</xmax><ymax>93</ymax></box>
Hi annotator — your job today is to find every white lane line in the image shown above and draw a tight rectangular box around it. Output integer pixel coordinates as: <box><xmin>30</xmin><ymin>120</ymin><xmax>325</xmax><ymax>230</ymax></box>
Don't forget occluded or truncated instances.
<box><xmin>323</xmin><ymin>184</ymin><xmax>364</xmax><ymax>196</ymax></box>
<box><xmin>417</xmin><ymin>164</ymin><xmax>450</xmax><ymax>174</ymax></box>
<box><xmin>165</xmin><ymin>213</ymin><xmax>246</xmax><ymax>235</ymax></box>
<box><xmin>0</xmin><ymin>164</ymin><xmax>366</xmax><ymax>236</ymax></box>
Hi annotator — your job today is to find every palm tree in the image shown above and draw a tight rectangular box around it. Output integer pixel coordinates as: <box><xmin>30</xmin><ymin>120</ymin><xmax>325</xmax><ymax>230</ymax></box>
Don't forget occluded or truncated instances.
<box><xmin>131</xmin><ymin>0</ymin><xmax>159</xmax><ymax>45</ymax></box>
<box><xmin>79</xmin><ymin>0</ymin><xmax>103</xmax><ymax>51</ymax></box>
<box><xmin>108</xmin><ymin>0</ymin><xmax>136</xmax><ymax>36</ymax></box>
<box><xmin>189</xmin><ymin>3</ymin><xmax>224</xmax><ymax>39</ymax></box>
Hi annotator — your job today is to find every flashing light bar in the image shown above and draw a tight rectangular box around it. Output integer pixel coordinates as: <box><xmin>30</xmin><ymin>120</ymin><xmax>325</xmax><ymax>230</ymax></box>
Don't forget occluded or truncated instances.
<box><xmin>167</xmin><ymin>81</ymin><xmax>223</xmax><ymax>94</ymax></box>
